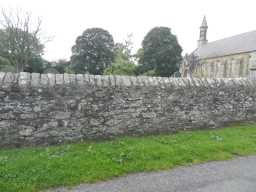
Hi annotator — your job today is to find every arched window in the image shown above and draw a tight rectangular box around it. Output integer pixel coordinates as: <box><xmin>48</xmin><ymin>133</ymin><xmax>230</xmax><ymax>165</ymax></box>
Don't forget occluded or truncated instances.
<box><xmin>210</xmin><ymin>62</ymin><xmax>214</xmax><ymax>77</ymax></box>
<box><xmin>239</xmin><ymin>58</ymin><xmax>244</xmax><ymax>76</ymax></box>
<box><xmin>223</xmin><ymin>60</ymin><xmax>227</xmax><ymax>78</ymax></box>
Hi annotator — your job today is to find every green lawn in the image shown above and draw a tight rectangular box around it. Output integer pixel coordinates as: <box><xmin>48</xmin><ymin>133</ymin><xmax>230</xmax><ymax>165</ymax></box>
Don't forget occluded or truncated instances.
<box><xmin>1</xmin><ymin>123</ymin><xmax>256</xmax><ymax>192</ymax></box>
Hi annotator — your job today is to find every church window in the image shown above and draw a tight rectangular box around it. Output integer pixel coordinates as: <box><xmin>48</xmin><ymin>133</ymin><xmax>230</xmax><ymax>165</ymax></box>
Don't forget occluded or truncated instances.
<box><xmin>229</xmin><ymin>59</ymin><xmax>233</xmax><ymax>77</ymax></box>
<box><xmin>223</xmin><ymin>60</ymin><xmax>227</xmax><ymax>77</ymax></box>
<box><xmin>245</xmin><ymin>56</ymin><xmax>250</xmax><ymax>75</ymax></box>
<box><xmin>210</xmin><ymin>62</ymin><xmax>214</xmax><ymax>77</ymax></box>
<box><xmin>239</xmin><ymin>58</ymin><xmax>244</xmax><ymax>76</ymax></box>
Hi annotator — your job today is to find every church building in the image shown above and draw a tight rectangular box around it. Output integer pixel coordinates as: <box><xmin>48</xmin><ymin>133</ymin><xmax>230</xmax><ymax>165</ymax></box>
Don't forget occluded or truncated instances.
<box><xmin>181</xmin><ymin>16</ymin><xmax>256</xmax><ymax>78</ymax></box>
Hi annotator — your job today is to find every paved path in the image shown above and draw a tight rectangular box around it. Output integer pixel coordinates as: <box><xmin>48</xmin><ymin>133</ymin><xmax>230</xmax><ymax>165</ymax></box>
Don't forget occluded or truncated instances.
<box><xmin>50</xmin><ymin>156</ymin><xmax>256</xmax><ymax>192</ymax></box>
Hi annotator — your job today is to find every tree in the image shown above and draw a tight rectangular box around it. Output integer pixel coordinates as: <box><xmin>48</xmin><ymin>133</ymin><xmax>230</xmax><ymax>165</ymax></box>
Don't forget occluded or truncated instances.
<box><xmin>46</xmin><ymin>59</ymin><xmax>71</xmax><ymax>74</ymax></box>
<box><xmin>55</xmin><ymin>59</ymin><xmax>70</xmax><ymax>74</ymax></box>
<box><xmin>134</xmin><ymin>48</ymin><xmax>144</xmax><ymax>64</ymax></box>
<box><xmin>0</xmin><ymin>8</ymin><xmax>46</xmax><ymax>72</ymax></box>
<box><xmin>24</xmin><ymin>56</ymin><xmax>44</xmax><ymax>73</ymax></box>
<box><xmin>70</xmin><ymin>28</ymin><xmax>114</xmax><ymax>74</ymax></box>
<box><xmin>104</xmin><ymin>35</ymin><xmax>137</xmax><ymax>76</ymax></box>
<box><xmin>0</xmin><ymin>56</ymin><xmax>15</xmax><ymax>72</ymax></box>
<box><xmin>138</xmin><ymin>27</ymin><xmax>182</xmax><ymax>77</ymax></box>
<box><xmin>104</xmin><ymin>63</ymin><xmax>137</xmax><ymax>76</ymax></box>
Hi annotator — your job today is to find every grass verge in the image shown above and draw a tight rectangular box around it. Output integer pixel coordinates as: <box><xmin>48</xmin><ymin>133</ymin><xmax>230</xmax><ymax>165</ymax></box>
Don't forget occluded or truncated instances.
<box><xmin>1</xmin><ymin>123</ymin><xmax>256</xmax><ymax>192</ymax></box>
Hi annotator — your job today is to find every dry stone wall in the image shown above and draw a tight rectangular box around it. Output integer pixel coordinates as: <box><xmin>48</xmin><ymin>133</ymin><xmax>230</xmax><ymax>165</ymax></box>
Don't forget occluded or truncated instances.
<box><xmin>0</xmin><ymin>72</ymin><xmax>255</xmax><ymax>147</ymax></box>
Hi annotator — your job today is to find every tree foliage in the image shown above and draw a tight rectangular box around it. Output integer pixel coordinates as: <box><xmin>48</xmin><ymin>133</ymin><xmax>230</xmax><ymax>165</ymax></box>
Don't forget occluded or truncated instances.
<box><xmin>0</xmin><ymin>8</ymin><xmax>46</xmax><ymax>72</ymax></box>
<box><xmin>42</xmin><ymin>59</ymin><xmax>73</xmax><ymax>74</ymax></box>
<box><xmin>70</xmin><ymin>28</ymin><xmax>114</xmax><ymax>74</ymax></box>
<box><xmin>0</xmin><ymin>56</ymin><xmax>10</xmax><ymax>67</ymax></box>
<box><xmin>0</xmin><ymin>56</ymin><xmax>14</xmax><ymax>72</ymax></box>
<box><xmin>104</xmin><ymin>62</ymin><xmax>137</xmax><ymax>76</ymax></box>
<box><xmin>24</xmin><ymin>56</ymin><xmax>45</xmax><ymax>73</ymax></box>
<box><xmin>138</xmin><ymin>27</ymin><xmax>182</xmax><ymax>77</ymax></box>
<box><xmin>104</xmin><ymin>35</ymin><xmax>137</xmax><ymax>76</ymax></box>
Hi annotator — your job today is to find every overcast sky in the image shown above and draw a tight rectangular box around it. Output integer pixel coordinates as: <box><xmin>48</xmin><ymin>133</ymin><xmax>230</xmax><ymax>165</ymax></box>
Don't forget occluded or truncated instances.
<box><xmin>0</xmin><ymin>0</ymin><xmax>255</xmax><ymax>61</ymax></box>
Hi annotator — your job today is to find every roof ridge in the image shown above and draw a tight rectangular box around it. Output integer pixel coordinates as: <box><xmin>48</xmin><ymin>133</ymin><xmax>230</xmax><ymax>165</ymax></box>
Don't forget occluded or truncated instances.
<box><xmin>207</xmin><ymin>30</ymin><xmax>256</xmax><ymax>45</ymax></box>
<box><xmin>195</xmin><ymin>29</ymin><xmax>256</xmax><ymax>59</ymax></box>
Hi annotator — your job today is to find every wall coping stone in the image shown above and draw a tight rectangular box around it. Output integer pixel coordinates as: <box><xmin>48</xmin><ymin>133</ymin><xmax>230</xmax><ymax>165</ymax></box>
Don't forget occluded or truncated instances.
<box><xmin>0</xmin><ymin>72</ymin><xmax>250</xmax><ymax>88</ymax></box>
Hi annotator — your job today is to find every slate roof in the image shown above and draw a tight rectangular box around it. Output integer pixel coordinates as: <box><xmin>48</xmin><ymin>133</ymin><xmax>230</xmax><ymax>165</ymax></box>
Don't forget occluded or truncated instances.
<box><xmin>195</xmin><ymin>30</ymin><xmax>256</xmax><ymax>59</ymax></box>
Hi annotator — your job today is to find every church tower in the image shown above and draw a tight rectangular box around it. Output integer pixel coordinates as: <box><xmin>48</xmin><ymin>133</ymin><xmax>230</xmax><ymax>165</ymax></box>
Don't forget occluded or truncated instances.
<box><xmin>198</xmin><ymin>16</ymin><xmax>208</xmax><ymax>47</ymax></box>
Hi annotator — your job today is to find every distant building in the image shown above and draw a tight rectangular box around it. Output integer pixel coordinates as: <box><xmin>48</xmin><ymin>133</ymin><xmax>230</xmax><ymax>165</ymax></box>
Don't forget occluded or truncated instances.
<box><xmin>181</xmin><ymin>16</ymin><xmax>256</xmax><ymax>78</ymax></box>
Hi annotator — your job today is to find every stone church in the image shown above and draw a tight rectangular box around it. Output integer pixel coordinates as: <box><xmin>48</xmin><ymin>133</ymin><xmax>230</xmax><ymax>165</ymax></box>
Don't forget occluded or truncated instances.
<box><xmin>181</xmin><ymin>16</ymin><xmax>256</xmax><ymax>78</ymax></box>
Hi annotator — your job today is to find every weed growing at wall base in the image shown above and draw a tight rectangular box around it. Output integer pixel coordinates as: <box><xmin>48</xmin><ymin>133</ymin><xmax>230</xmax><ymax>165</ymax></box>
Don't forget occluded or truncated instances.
<box><xmin>0</xmin><ymin>123</ymin><xmax>256</xmax><ymax>192</ymax></box>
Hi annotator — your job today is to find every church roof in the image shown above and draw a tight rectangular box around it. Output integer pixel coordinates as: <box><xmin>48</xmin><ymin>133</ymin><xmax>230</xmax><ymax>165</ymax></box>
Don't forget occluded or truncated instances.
<box><xmin>195</xmin><ymin>30</ymin><xmax>256</xmax><ymax>59</ymax></box>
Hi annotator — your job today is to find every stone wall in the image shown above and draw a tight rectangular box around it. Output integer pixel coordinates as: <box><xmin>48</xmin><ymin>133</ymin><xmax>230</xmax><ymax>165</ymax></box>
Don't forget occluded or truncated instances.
<box><xmin>190</xmin><ymin>51</ymin><xmax>256</xmax><ymax>78</ymax></box>
<box><xmin>0</xmin><ymin>72</ymin><xmax>256</xmax><ymax>147</ymax></box>
<box><xmin>198</xmin><ymin>52</ymin><xmax>251</xmax><ymax>78</ymax></box>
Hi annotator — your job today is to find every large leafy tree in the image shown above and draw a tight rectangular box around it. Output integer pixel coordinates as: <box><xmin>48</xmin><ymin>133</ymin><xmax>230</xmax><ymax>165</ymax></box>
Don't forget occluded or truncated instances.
<box><xmin>138</xmin><ymin>27</ymin><xmax>182</xmax><ymax>77</ymax></box>
<box><xmin>0</xmin><ymin>9</ymin><xmax>46</xmax><ymax>72</ymax></box>
<box><xmin>70</xmin><ymin>28</ymin><xmax>114</xmax><ymax>74</ymax></box>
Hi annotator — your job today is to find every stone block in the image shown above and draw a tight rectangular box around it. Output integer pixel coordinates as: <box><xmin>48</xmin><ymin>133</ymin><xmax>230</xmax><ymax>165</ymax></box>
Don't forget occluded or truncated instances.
<box><xmin>146</xmin><ymin>77</ymin><xmax>154</xmax><ymax>86</ymax></box>
<box><xmin>19</xmin><ymin>125</ymin><xmax>35</xmax><ymax>137</ymax></box>
<box><xmin>140</xmin><ymin>76</ymin><xmax>148</xmax><ymax>86</ymax></box>
<box><xmin>55</xmin><ymin>112</ymin><xmax>71</xmax><ymax>120</ymax></box>
<box><xmin>109</xmin><ymin>75</ymin><xmax>115</xmax><ymax>86</ymax></box>
<box><xmin>69</xmin><ymin>74</ymin><xmax>76</xmax><ymax>84</ymax></box>
<box><xmin>64</xmin><ymin>73</ymin><xmax>70</xmax><ymax>84</ymax></box>
<box><xmin>20</xmin><ymin>113</ymin><xmax>36</xmax><ymax>119</ymax></box>
<box><xmin>19</xmin><ymin>72</ymin><xmax>31</xmax><ymax>86</ymax></box>
<box><xmin>84</xmin><ymin>74</ymin><xmax>90</xmax><ymax>83</ymax></box>
<box><xmin>94</xmin><ymin>75</ymin><xmax>102</xmax><ymax>86</ymax></box>
<box><xmin>56</xmin><ymin>74</ymin><xmax>64</xmax><ymax>85</ymax></box>
<box><xmin>129</xmin><ymin>76</ymin><xmax>137</xmax><ymax>86</ymax></box>
<box><xmin>3</xmin><ymin>72</ymin><xmax>17</xmax><ymax>84</ymax></box>
<box><xmin>40</xmin><ymin>74</ymin><xmax>49</xmax><ymax>85</ymax></box>
<box><xmin>48</xmin><ymin>73</ymin><xmax>56</xmax><ymax>86</ymax></box>
<box><xmin>76</xmin><ymin>74</ymin><xmax>84</xmax><ymax>85</ymax></box>
<box><xmin>88</xmin><ymin>75</ymin><xmax>95</xmax><ymax>85</ymax></box>
<box><xmin>115</xmin><ymin>75</ymin><xmax>123</xmax><ymax>86</ymax></box>
<box><xmin>0</xmin><ymin>72</ymin><xmax>5</xmax><ymax>83</ymax></box>
<box><xmin>122</xmin><ymin>76</ymin><xmax>131</xmax><ymax>86</ymax></box>
<box><xmin>151</xmin><ymin>77</ymin><xmax>159</xmax><ymax>86</ymax></box>
<box><xmin>31</xmin><ymin>73</ymin><xmax>40</xmax><ymax>86</ymax></box>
